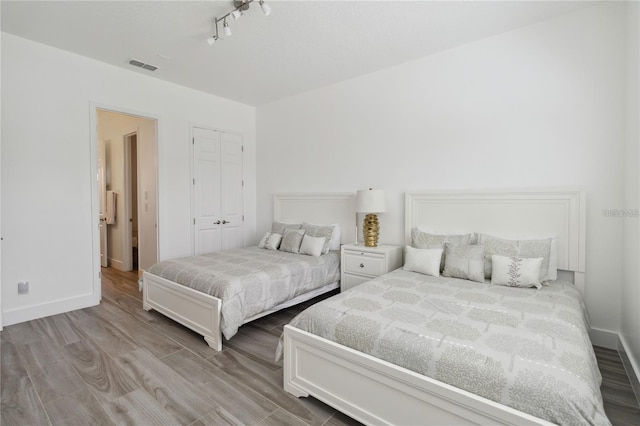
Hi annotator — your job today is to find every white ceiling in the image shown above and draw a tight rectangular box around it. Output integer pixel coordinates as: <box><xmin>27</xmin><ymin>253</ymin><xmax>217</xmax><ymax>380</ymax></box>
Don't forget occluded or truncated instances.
<box><xmin>1</xmin><ymin>1</ymin><xmax>594</xmax><ymax>106</ymax></box>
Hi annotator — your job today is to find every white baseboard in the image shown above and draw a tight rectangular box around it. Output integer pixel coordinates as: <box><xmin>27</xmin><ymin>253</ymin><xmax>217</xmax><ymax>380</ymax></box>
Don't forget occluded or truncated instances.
<box><xmin>2</xmin><ymin>293</ymin><xmax>98</xmax><ymax>326</ymax></box>
<box><xmin>618</xmin><ymin>334</ymin><xmax>640</xmax><ymax>404</ymax></box>
<box><xmin>109</xmin><ymin>258</ymin><xmax>125</xmax><ymax>271</ymax></box>
<box><xmin>589</xmin><ymin>327</ymin><xmax>619</xmax><ymax>349</ymax></box>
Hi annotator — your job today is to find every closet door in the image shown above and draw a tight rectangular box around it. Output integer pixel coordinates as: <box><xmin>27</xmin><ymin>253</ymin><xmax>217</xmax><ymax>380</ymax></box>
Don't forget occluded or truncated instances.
<box><xmin>193</xmin><ymin>128</ymin><xmax>222</xmax><ymax>255</ymax></box>
<box><xmin>220</xmin><ymin>132</ymin><xmax>244</xmax><ymax>250</ymax></box>
<box><xmin>192</xmin><ymin>127</ymin><xmax>244</xmax><ymax>255</ymax></box>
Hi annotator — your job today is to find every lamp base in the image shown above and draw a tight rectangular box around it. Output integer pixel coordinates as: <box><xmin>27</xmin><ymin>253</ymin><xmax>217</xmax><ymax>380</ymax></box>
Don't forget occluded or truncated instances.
<box><xmin>363</xmin><ymin>213</ymin><xmax>380</xmax><ymax>247</ymax></box>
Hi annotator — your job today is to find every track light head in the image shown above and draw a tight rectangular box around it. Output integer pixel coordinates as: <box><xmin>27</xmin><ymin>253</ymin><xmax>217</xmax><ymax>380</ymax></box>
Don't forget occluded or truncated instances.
<box><xmin>230</xmin><ymin>9</ymin><xmax>242</xmax><ymax>20</ymax></box>
<box><xmin>223</xmin><ymin>19</ymin><xmax>232</xmax><ymax>36</ymax></box>
<box><xmin>207</xmin><ymin>36</ymin><xmax>217</xmax><ymax>46</ymax></box>
<box><xmin>260</xmin><ymin>0</ymin><xmax>271</xmax><ymax>16</ymax></box>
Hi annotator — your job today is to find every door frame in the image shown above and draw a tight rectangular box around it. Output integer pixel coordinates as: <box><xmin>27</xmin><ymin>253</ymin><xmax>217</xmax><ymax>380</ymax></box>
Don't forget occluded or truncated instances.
<box><xmin>98</xmin><ymin>138</ymin><xmax>109</xmax><ymax>268</ymax></box>
<box><xmin>123</xmin><ymin>130</ymin><xmax>138</xmax><ymax>272</ymax></box>
<box><xmin>89</xmin><ymin>103</ymin><xmax>160</xmax><ymax>304</ymax></box>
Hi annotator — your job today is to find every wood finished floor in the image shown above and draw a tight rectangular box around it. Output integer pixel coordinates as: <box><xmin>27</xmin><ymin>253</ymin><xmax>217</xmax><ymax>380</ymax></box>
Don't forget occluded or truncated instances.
<box><xmin>594</xmin><ymin>346</ymin><xmax>640</xmax><ymax>426</ymax></box>
<box><xmin>1</xmin><ymin>267</ymin><xmax>638</xmax><ymax>426</ymax></box>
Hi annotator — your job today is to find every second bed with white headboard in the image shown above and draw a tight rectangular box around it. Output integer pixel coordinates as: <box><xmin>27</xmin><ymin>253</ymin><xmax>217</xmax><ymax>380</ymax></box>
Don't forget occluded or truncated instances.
<box><xmin>142</xmin><ymin>192</ymin><xmax>355</xmax><ymax>351</ymax></box>
<box><xmin>281</xmin><ymin>188</ymin><xmax>610</xmax><ymax>426</ymax></box>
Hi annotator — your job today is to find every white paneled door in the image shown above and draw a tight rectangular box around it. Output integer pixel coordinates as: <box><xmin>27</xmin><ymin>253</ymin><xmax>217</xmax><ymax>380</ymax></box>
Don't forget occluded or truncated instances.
<box><xmin>192</xmin><ymin>127</ymin><xmax>243</xmax><ymax>255</ymax></box>
<box><xmin>220</xmin><ymin>132</ymin><xmax>244</xmax><ymax>250</ymax></box>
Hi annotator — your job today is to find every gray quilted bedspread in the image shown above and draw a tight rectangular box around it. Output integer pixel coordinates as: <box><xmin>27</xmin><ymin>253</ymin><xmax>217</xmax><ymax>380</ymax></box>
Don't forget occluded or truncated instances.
<box><xmin>147</xmin><ymin>247</ymin><xmax>340</xmax><ymax>339</ymax></box>
<box><xmin>280</xmin><ymin>269</ymin><xmax>610</xmax><ymax>426</ymax></box>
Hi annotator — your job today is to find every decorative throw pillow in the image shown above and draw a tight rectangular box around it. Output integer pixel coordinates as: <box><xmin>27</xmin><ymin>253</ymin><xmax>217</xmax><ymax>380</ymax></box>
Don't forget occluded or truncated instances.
<box><xmin>491</xmin><ymin>255</ymin><xmax>544</xmax><ymax>289</ymax></box>
<box><xmin>411</xmin><ymin>228</ymin><xmax>474</xmax><ymax>248</ymax></box>
<box><xmin>403</xmin><ymin>246</ymin><xmax>443</xmax><ymax>277</ymax></box>
<box><xmin>279</xmin><ymin>229</ymin><xmax>306</xmax><ymax>254</ymax></box>
<box><xmin>300</xmin><ymin>235</ymin><xmax>326</xmax><ymax>257</ymax></box>
<box><xmin>302</xmin><ymin>223</ymin><xmax>335</xmax><ymax>254</ymax></box>
<box><xmin>411</xmin><ymin>228</ymin><xmax>474</xmax><ymax>271</ymax></box>
<box><xmin>258</xmin><ymin>232</ymin><xmax>282</xmax><ymax>251</ymax></box>
<box><xmin>442</xmin><ymin>243</ymin><xmax>485</xmax><ymax>283</ymax></box>
<box><xmin>478</xmin><ymin>234</ymin><xmax>556</xmax><ymax>282</ymax></box>
<box><xmin>271</xmin><ymin>221</ymin><xmax>302</xmax><ymax>235</ymax></box>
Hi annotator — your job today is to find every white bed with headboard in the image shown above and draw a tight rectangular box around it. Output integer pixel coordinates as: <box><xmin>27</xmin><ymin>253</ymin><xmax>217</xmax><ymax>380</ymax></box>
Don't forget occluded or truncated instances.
<box><xmin>282</xmin><ymin>188</ymin><xmax>595</xmax><ymax>426</ymax></box>
<box><xmin>142</xmin><ymin>192</ymin><xmax>355</xmax><ymax>351</ymax></box>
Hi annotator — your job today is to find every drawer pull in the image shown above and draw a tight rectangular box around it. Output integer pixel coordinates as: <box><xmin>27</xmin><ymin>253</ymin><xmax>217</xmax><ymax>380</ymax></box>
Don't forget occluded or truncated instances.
<box><xmin>359</xmin><ymin>263</ymin><xmax>364</xmax><ymax>268</ymax></box>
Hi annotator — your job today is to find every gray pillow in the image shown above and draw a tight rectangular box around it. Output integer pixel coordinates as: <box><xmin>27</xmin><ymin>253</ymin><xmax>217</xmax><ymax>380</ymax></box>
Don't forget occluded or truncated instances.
<box><xmin>478</xmin><ymin>234</ymin><xmax>553</xmax><ymax>281</ymax></box>
<box><xmin>271</xmin><ymin>221</ymin><xmax>302</xmax><ymax>235</ymax></box>
<box><xmin>411</xmin><ymin>228</ymin><xmax>474</xmax><ymax>270</ymax></box>
<box><xmin>302</xmin><ymin>223</ymin><xmax>335</xmax><ymax>254</ymax></box>
<box><xmin>279</xmin><ymin>229</ymin><xmax>306</xmax><ymax>254</ymax></box>
<box><xmin>258</xmin><ymin>232</ymin><xmax>282</xmax><ymax>251</ymax></box>
<box><xmin>442</xmin><ymin>243</ymin><xmax>485</xmax><ymax>283</ymax></box>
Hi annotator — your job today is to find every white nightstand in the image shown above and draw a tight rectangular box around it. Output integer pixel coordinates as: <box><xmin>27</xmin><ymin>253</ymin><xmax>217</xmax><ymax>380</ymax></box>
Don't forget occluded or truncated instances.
<box><xmin>340</xmin><ymin>244</ymin><xmax>403</xmax><ymax>292</ymax></box>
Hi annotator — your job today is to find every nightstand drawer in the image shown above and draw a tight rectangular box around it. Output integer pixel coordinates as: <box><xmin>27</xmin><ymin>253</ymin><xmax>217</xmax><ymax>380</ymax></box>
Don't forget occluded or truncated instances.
<box><xmin>343</xmin><ymin>252</ymin><xmax>385</xmax><ymax>276</ymax></box>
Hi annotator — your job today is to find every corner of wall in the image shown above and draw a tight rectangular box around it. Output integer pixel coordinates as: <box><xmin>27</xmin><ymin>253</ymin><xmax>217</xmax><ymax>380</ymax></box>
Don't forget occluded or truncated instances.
<box><xmin>589</xmin><ymin>328</ymin><xmax>620</xmax><ymax>350</ymax></box>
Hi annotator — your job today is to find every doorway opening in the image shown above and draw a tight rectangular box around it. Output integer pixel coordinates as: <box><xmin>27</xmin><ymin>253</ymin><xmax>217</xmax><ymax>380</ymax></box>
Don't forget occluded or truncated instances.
<box><xmin>95</xmin><ymin>108</ymin><xmax>158</xmax><ymax>289</ymax></box>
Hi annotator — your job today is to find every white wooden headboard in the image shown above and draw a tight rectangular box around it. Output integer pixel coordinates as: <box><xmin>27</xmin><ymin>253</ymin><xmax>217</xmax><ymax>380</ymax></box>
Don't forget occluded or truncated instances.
<box><xmin>405</xmin><ymin>188</ymin><xmax>586</xmax><ymax>292</ymax></box>
<box><xmin>273</xmin><ymin>193</ymin><xmax>355</xmax><ymax>245</ymax></box>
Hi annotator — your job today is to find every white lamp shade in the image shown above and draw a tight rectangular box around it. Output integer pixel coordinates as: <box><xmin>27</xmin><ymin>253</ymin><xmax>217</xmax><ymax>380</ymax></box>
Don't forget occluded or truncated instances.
<box><xmin>356</xmin><ymin>189</ymin><xmax>386</xmax><ymax>213</ymax></box>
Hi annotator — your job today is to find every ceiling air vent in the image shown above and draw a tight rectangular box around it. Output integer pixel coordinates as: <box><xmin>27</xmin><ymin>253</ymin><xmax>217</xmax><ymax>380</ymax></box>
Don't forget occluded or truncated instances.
<box><xmin>128</xmin><ymin>59</ymin><xmax>158</xmax><ymax>72</ymax></box>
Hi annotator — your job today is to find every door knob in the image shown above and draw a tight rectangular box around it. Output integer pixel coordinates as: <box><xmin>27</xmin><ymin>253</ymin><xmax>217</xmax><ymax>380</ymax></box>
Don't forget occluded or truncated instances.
<box><xmin>213</xmin><ymin>220</ymin><xmax>221</xmax><ymax>225</ymax></box>
<box><xmin>222</xmin><ymin>220</ymin><xmax>230</xmax><ymax>224</ymax></box>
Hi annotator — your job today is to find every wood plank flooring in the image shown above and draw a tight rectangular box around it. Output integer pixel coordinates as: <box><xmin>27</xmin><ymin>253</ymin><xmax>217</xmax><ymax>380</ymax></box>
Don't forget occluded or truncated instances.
<box><xmin>1</xmin><ymin>267</ymin><xmax>638</xmax><ymax>425</ymax></box>
<box><xmin>595</xmin><ymin>346</ymin><xmax>640</xmax><ymax>426</ymax></box>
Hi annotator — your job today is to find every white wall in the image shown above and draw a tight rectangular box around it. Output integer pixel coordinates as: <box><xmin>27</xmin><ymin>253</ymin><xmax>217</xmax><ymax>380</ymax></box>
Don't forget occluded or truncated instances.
<box><xmin>1</xmin><ymin>33</ymin><xmax>256</xmax><ymax>325</ymax></box>
<box><xmin>257</xmin><ymin>3</ymin><xmax>627</xmax><ymax>338</ymax></box>
<box><xmin>621</xmin><ymin>1</ymin><xmax>640</xmax><ymax>380</ymax></box>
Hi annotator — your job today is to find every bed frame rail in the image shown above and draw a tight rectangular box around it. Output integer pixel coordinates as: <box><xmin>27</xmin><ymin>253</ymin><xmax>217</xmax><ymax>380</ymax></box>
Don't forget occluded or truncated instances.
<box><xmin>284</xmin><ymin>326</ymin><xmax>554</xmax><ymax>426</ymax></box>
<box><xmin>143</xmin><ymin>271</ymin><xmax>222</xmax><ymax>350</ymax></box>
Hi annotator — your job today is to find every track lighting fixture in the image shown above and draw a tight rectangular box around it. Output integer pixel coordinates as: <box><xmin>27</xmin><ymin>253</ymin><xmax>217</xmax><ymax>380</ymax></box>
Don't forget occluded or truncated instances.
<box><xmin>223</xmin><ymin>19</ymin><xmax>232</xmax><ymax>36</ymax></box>
<box><xmin>260</xmin><ymin>0</ymin><xmax>271</xmax><ymax>16</ymax></box>
<box><xmin>206</xmin><ymin>0</ymin><xmax>271</xmax><ymax>46</ymax></box>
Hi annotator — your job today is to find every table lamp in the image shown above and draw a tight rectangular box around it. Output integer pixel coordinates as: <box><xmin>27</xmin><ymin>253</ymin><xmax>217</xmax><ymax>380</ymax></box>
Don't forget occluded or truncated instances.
<box><xmin>356</xmin><ymin>188</ymin><xmax>386</xmax><ymax>247</ymax></box>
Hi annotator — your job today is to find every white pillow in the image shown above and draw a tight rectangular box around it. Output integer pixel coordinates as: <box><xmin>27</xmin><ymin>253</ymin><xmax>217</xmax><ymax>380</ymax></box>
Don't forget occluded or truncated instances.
<box><xmin>491</xmin><ymin>255</ymin><xmax>543</xmax><ymax>289</ymax></box>
<box><xmin>300</xmin><ymin>235</ymin><xmax>326</xmax><ymax>257</ymax></box>
<box><xmin>403</xmin><ymin>246</ymin><xmax>443</xmax><ymax>277</ymax></box>
<box><xmin>258</xmin><ymin>232</ymin><xmax>282</xmax><ymax>251</ymax></box>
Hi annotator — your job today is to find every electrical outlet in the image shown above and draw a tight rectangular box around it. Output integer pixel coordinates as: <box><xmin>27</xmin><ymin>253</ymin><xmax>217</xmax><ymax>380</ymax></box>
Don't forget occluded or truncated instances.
<box><xmin>18</xmin><ymin>281</ymin><xmax>29</xmax><ymax>294</ymax></box>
